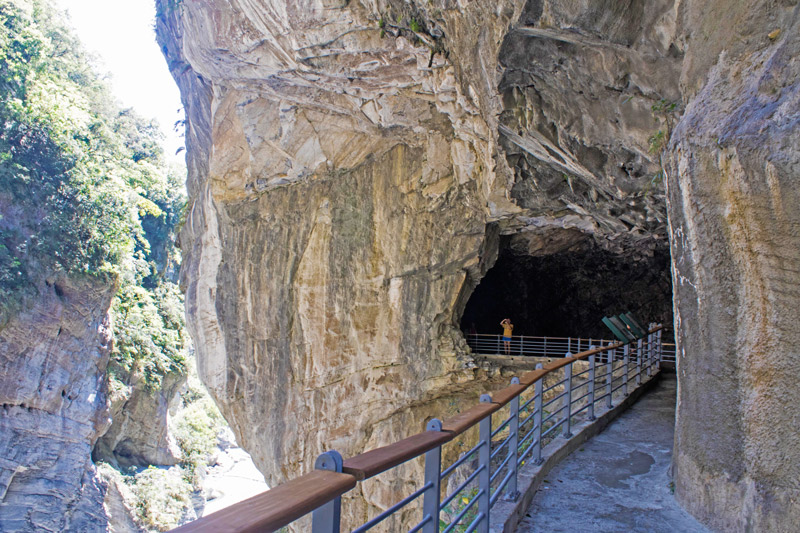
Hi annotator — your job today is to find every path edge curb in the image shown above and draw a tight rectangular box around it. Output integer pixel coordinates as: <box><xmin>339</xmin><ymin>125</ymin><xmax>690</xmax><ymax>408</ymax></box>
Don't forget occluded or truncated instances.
<box><xmin>490</xmin><ymin>371</ymin><xmax>664</xmax><ymax>532</ymax></box>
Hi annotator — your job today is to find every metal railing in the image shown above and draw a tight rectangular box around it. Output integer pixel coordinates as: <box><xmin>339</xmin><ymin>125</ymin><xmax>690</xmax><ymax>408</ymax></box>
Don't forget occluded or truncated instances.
<box><xmin>661</xmin><ymin>342</ymin><xmax>676</xmax><ymax>363</ymax></box>
<box><xmin>466</xmin><ymin>334</ymin><xmax>613</xmax><ymax>358</ymax></box>
<box><xmin>174</xmin><ymin>326</ymin><xmax>664</xmax><ymax>533</ymax></box>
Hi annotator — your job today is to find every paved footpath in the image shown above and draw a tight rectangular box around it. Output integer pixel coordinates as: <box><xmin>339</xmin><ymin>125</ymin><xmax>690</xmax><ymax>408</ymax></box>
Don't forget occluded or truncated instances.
<box><xmin>517</xmin><ymin>373</ymin><xmax>709</xmax><ymax>533</ymax></box>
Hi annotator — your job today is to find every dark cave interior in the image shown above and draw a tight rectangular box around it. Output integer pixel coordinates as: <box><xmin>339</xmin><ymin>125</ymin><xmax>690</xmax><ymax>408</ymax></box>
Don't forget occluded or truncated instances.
<box><xmin>460</xmin><ymin>235</ymin><xmax>674</xmax><ymax>342</ymax></box>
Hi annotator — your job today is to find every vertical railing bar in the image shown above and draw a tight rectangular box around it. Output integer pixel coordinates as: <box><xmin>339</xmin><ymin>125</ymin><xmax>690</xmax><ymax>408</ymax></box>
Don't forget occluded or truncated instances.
<box><xmin>636</xmin><ymin>338</ymin><xmax>642</xmax><ymax>386</ymax></box>
<box><xmin>623</xmin><ymin>343</ymin><xmax>629</xmax><ymax>397</ymax></box>
<box><xmin>478</xmin><ymin>394</ymin><xmax>492</xmax><ymax>533</ymax></box>
<box><xmin>312</xmin><ymin>451</ymin><xmax>344</xmax><ymax>533</ymax></box>
<box><xmin>533</xmin><ymin>363</ymin><xmax>544</xmax><ymax>465</ymax></box>
<box><xmin>657</xmin><ymin>327</ymin><xmax>663</xmax><ymax>370</ymax></box>
<box><xmin>506</xmin><ymin>378</ymin><xmax>520</xmax><ymax>502</ymax></box>
<box><xmin>606</xmin><ymin>343</ymin><xmax>614</xmax><ymax>409</ymax></box>
<box><xmin>641</xmin><ymin>337</ymin><xmax>648</xmax><ymax>378</ymax></box>
<box><xmin>563</xmin><ymin>354</ymin><xmax>573</xmax><ymax>438</ymax></box>
<box><xmin>422</xmin><ymin>419</ymin><xmax>442</xmax><ymax>533</ymax></box>
<box><xmin>588</xmin><ymin>352</ymin><xmax>596</xmax><ymax>420</ymax></box>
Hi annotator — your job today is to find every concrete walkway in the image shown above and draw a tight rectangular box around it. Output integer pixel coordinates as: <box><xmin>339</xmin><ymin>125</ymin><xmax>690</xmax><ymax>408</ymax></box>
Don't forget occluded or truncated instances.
<box><xmin>517</xmin><ymin>373</ymin><xmax>708</xmax><ymax>533</ymax></box>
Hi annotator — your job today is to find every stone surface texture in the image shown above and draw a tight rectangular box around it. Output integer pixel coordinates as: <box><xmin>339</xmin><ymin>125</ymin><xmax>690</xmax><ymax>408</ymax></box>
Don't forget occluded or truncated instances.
<box><xmin>518</xmin><ymin>374</ymin><xmax>708</xmax><ymax>533</ymax></box>
<box><xmin>0</xmin><ymin>277</ymin><xmax>114</xmax><ymax>532</ymax></box>
<box><xmin>666</xmin><ymin>2</ymin><xmax>800</xmax><ymax>530</ymax></box>
<box><xmin>93</xmin><ymin>369</ymin><xmax>185</xmax><ymax>469</ymax></box>
<box><xmin>155</xmin><ymin>0</ymin><xmax>799</xmax><ymax>529</ymax></box>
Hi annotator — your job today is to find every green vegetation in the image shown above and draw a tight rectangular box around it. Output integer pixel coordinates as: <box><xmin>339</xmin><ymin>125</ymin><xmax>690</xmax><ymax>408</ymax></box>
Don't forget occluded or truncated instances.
<box><xmin>648</xmin><ymin>99</ymin><xmax>680</xmax><ymax>156</ymax></box>
<box><xmin>171</xmin><ymin>363</ymin><xmax>226</xmax><ymax>486</ymax></box>
<box><xmin>0</xmin><ymin>2</ymin><xmax>246</xmax><ymax>530</ymax></box>
<box><xmin>0</xmin><ymin>0</ymin><xmax>188</xmax><ymax>386</ymax></box>
<box><xmin>110</xmin><ymin>279</ymin><xmax>187</xmax><ymax>393</ymax></box>
<box><xmin>441</xmin><ymin>486</ymin><xmax>479</xmax><ymax>531</ymax></box>
<box><xmin>0</xmin><ymin>0</ymin><xmax>181</xmax><ymax>320</ymax></box>
<box><xmin>100</xmin><ymin>361</ymin><xmax>229</xmax><ymax>532</ymax></box>
<box><xmin>646</xmin><ymin>98</ymin><xmax>681</xmax><ymax>189</ymax></box>
<box><xmin>131</xmin><ymin>466</ymin><xmax>194</xmax><ymax>531</ymax></box>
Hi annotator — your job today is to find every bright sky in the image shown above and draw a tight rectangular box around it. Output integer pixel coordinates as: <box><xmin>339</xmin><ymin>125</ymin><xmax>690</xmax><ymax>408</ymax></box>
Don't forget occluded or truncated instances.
<box><xmin>52</xmin><ymin>0</ymin><xmax>186</xmax><ymax>165</ymax></box>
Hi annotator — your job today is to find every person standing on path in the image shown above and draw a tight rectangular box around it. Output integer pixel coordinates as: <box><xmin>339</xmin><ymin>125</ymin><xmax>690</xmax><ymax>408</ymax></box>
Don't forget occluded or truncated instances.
<box><xmin>500</xmin><ymin>318</ymin><xmax>513</xmax><ymax>355</ymax></box>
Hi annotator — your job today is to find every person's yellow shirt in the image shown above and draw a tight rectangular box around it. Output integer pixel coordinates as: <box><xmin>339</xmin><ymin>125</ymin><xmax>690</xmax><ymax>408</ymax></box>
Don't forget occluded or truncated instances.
<box><xmin>503</xmin><ymin>324</ymin><xmax>513</xmax><ymax>337</ymax></box>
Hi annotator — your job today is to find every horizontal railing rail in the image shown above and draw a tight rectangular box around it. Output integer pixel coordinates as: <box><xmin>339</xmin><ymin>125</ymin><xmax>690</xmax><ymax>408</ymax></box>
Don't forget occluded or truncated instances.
<box><xmin>466</xmin><ymin>334</ymin><xmax>613</xmax><ymax>358</ymax></box>
<box><xmin>173</xmin><ymin>325</ymin><xmax>664</xmax><ymax>533</ymax></box>
<box><xmin>661</xmin><ymin>342</ymin><xmax>676</xmax><ymax>363</ymax></box>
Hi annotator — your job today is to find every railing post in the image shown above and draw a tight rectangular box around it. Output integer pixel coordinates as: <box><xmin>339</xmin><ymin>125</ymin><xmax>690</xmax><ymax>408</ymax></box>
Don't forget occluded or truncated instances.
<box><xmin>519</xmin><ymin>336</ymin><xmax>524</xmax><ymax>356</ymax></box>
<box><xmin>568</xmin><ymin>337</ymin><xmax>572</xmax><ymax>353</ymax></box>
<box><xmin>422</xmin><ymin>419</ymin><xmax>442</xmax><ymax>533</ymax></box>
<box><xmin>656</xmin><ymin>328</ymin><xmax>663</xmax><ymax>370</ymax></box>
<box><xmin>543</xmin><ymin>337</ymin><xmax>547</xmax><ymax>357</ymax></box>
<box><xmin>506</xmin><ymin>377</ymin><xmax>520</xmax><ymax>501</ymax></box>
<box><xmin>623</xmin><ymin>343</ymin><xmax>629</xmax><ymax>396</ymax></box>
<box><xmin>606</xmin><ymin>344</ymin><xmax>614</xmax><ymax>409</ymax></box>
<box><xmin>533</xmin><ymin>363</ymin><xmax>544</xmax><ymax>465</ymax></box>
<box><xmin>496</xmin><ymin>335</ymin><xmax>501</xmax><ymax>355</ymax></box>
<box><xmin>641</xmin><ymin>337</ymin><xmax>649</xmax><ymax>378</ymax></box>
<box><xmin>478</xmin><ymin>394</ymin><xmax>492</xmax><ymax>533</ymax></box>
<box><xmin>588</xmin><ymin>353</ymin><xmax>596</xmax><ymax>420</ymax></box>
<box><xmin>636</xmin><ymin>340</ymin><xmax>642</xmax><ymax>386</ymax></box>
<box><xmin>312</xmin><ymin>451</ymin><xmax>344</xmax><ymax>533</ymax></box>
<box><xmin>563</xmin><ymin>353</ymin><xmax>573</xmax><ymax>438</ymax></box>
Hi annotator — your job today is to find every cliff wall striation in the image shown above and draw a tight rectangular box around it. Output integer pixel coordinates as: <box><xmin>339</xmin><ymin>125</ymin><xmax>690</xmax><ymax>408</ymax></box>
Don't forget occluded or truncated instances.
<box><xmin>156</xmin><ymin>0</ymin><xmax>675</xmax><ymax>527</ymax></box>
<box><xmin>157</xmin><ymin>0</ymin><xmax>799</xmax><ymax>529</ymax></box>
<box><xmin>0</xmin><ymin>277</ymin><xmax>113</xmax><ymax>531</ymax></box>
<box><xmin>666</xmin><ymin>1</ymin><xmax>800</xmax><ymax>529</ymax></box>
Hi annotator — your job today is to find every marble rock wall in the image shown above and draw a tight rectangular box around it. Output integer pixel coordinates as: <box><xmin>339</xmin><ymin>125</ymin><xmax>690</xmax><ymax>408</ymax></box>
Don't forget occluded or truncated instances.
<box><xmin>156</xmin><ymin>0</ymin><xmax>799</xmax><ymax>529</ymax></box>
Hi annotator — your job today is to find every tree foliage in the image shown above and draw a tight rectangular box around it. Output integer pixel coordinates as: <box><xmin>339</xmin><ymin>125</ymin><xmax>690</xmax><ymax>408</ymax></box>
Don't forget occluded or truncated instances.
<box><xmin>0</xmin><ymin>0</ymin><xmax>187</xmax><ymax>382</ymax></box>
<box><xmin>1</xmin><ymin>0</ymin><xmax>172</xmax><ymax>307</ymax></box>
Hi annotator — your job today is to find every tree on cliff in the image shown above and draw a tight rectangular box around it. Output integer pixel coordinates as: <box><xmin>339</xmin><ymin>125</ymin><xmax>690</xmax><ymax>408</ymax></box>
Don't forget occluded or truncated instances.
<box><xmin>0</xmin><ymin>0</ymin><xmax>187</xmax><ymax>379</ymax></box>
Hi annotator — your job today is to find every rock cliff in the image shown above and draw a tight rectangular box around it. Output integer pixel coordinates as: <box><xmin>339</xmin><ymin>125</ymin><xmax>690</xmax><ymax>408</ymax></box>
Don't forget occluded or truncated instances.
<box><xmin>157</xmin><ymin>0</ymin><xmax>799</xmax><ymax>529</ymax></box>
<box><xmin>0</xmin><ymin>277</ymin><xmax>113</xmax><ymax>531</ymax></box>
<box><xmin>93</xmin><ymin>368</ymin><xmax>185</xmax><ymax>469</ymax></box>
<box><xmin>666</xmin><ymin>1</ymin><xmax>800</xmax><ymax>529</ymax></box>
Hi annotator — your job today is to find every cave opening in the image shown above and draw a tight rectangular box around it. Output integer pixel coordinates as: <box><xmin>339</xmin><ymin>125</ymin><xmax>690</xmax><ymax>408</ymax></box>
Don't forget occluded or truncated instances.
<box><xmin>460</xmin><ymin>230</ymin><xmax>673</xmax><ymax>343</ymax></box>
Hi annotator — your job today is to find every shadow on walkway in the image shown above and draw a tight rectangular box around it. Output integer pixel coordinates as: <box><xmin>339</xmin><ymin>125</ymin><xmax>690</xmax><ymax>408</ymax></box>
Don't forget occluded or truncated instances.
<box><xmin>517</xmin><ymin>374</ymin><xmax>708</xmax><ymax>533</ymax></box>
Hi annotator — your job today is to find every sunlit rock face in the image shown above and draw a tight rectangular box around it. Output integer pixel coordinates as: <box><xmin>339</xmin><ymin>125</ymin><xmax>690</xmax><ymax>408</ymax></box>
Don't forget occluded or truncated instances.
<box><xmin>93</xmin><ymin>369</ymin><xmax>185</xmax><ymax>469</ymax></box>
<box><xmin>0</xmin><ymin>278</ymin><xmax>113</xmax><ymax>532</ymax></box>
<box><xmin>666</xmin><ymin>1</ymin><xmax>800</xmax><ymax>529</ymax></box>
<box><xmin>158</xmin><ymin>0</ymin><xmax>798</xmax><ymax>529</ymax></box>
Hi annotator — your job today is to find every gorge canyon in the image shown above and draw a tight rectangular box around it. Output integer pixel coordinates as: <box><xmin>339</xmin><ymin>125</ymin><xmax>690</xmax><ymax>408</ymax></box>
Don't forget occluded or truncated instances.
<box><xmin>153</xmin><ymin>0</ymin><xmax>799</xmax><ymax>530</ymax></box>
<box><xmin>0</xmin><ymin>0</ymin><xmax>797</xmax><ymax>531</ymax></box>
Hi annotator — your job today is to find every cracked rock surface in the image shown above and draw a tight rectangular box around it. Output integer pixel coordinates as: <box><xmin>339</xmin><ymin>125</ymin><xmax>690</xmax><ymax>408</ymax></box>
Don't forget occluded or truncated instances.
<box><xmin>156</xmin><ymin>0</ymin><xmax>800</xmax><ymax>529</ymax></box>
<box><xmin>0</xmin><ymin>278</ymin><xmax>114</xmax><ymax>532</ymax></box>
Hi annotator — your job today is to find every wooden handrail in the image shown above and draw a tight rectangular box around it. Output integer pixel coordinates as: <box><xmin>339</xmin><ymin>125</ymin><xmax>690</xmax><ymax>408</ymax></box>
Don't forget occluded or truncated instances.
<box><xmin>173</xmin><ymin>325</ymin><xmax>664</xmax><ymax>532</ymax></box>
<box><xmin>171</xmin><ymin>469</ymin><xmax>356</xmax><ymax>532</ymax></box>
<box><xmin>485</xmin><ymin>383</ymin><xmax>527</xmax><ymax>407</ymax></box>
<box><xmin>440</xmin><ymin>402</ymin><xmax>500</xmax><ymax>435</ymax></box>
<box><xmin>342</xmin><ymin>431</ymin><xmax>453</xmax><ymax>481</ymax></box>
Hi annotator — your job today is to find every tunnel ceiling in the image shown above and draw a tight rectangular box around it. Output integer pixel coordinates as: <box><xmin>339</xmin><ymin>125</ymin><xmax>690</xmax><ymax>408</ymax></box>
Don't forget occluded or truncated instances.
<box><xmin>490</xmin><ymin>0</ymin><xmax>680</xmax><ymax>265</ymax></box>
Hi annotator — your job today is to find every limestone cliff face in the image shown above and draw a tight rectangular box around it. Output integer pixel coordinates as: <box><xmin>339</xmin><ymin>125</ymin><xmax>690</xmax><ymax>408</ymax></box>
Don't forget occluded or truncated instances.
<box><xmin>0</xmin><ymin>277</ymin><xmax>113</xmax><ymax>532</ymax></box>
<box><xmin>156</xmin><ymin>0</ymin><xmax>682</xmax><ymax>527</ymax></box>
<box><xmin>666</xmin><ymin>1</ymin><xmax>800</xmax><ymax>529</ymax></box>
<box><xmin>93</xmin><ymin>369</ymin><xmax>185</xmax><ymax>469</ymax></box>
<box><xmin>156</xmin><ymin>0</ymin><xmax>799</xmax><ymax>527</ymax></box>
